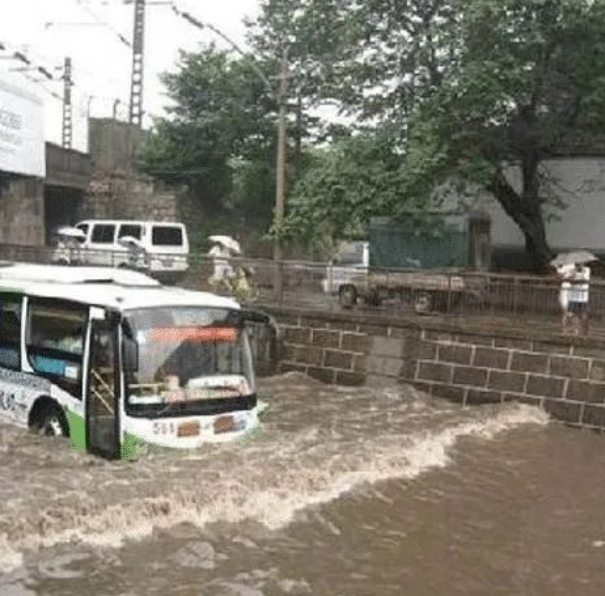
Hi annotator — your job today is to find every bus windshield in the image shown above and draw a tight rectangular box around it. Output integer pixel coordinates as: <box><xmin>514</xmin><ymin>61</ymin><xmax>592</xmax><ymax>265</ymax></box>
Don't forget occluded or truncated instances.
<box><xmin>124</xmin><ymin>307</ymin><xmax>255</xmax><ymax>416</ymax></box>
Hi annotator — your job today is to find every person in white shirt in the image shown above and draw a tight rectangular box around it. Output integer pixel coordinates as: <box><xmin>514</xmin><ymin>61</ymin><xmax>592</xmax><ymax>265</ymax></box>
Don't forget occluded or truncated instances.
<box><xmin>556</xmin><ymin>264</ymin><xmax>575</xmax><ymax>327</ymax></box>
<box><xmin>208</xmin><ymin>242</ymin><xmax>234</xmax><ymax>290</ymax></box>
<box><xmin>567</xmin><ymin>263</ymin><xmax>590</xmax><ymax>335</ymax></box>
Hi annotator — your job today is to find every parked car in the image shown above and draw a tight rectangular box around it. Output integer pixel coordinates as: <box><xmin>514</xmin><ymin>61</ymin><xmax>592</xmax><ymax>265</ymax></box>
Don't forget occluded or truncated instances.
<box><xmin>52</xmin><ymin>220</ymin><xmax>189</xmax><ymax>283</ymax></box>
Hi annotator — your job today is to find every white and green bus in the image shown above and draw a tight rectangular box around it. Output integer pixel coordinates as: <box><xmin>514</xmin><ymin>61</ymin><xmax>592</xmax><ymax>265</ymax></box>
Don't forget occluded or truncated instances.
<box><xmin>0</xmin><ymin>263</ymin><xmax>275</xmax><ymax>460</ymax></box>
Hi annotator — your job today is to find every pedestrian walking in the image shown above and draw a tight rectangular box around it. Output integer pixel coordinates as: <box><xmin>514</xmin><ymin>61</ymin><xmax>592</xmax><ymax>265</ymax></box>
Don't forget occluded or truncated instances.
<box><xmin>568</xmin><ymin>262</ymin><xmax>591</xmax><ymax>335</ymax></box>
<box><xmin>552</xmin><ymin>252</ymin><xmax>597</xmax><ymax>336</ymax></box>
<box><xmin>556</xmin><ymin>263</ymin><xmax>574</xmax><ymax>334</ymax></box>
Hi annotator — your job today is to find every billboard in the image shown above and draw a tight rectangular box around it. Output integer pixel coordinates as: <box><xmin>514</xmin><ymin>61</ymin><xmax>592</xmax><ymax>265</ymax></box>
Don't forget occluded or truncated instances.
<box><xmin>0</xmin><ymin>81</ymin><xmax>45</xmax><ymax>178</ymax></box>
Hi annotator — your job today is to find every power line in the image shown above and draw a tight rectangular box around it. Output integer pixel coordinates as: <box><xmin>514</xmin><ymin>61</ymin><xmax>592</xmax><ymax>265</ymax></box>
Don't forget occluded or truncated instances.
<box><xmin>19</xmin><ymin>73</ymin><xmax>63</xmax><ymax>101</ymax></box>
<box><xmin>0</xmin><ymin>40</ymin><xmax>60</xmax><ymax>81</ymax></box>
<box><xmin>75</xmin><ymin>0</ymin><xmax>132</xmax><ymax>47</ymax></box>
<box><xmin>170</xmin><ymin>4</ymin><xmax>275</xmax><ymax>98</ymax></box>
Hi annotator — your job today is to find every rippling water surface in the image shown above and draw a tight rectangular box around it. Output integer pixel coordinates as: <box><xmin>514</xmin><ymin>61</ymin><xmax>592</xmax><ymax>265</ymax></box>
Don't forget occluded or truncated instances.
<box><xmin>1</xmin><ymin>373</ymin><xmax>605</xmax><ymax>595</ymax></box>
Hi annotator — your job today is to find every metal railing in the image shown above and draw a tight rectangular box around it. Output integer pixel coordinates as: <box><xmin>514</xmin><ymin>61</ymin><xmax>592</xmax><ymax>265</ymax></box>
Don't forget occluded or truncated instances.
<box><xmin>0</xmin><ymin>243</ymin><xmax>602</xmax><ymax>332</ymax></box>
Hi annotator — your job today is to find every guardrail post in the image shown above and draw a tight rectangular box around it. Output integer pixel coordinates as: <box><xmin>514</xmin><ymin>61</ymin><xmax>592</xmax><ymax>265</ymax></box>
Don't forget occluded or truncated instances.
<box><xmin>273</xmin><ymin>260</ymin><xmax>283</xmax><ymax>303</ymax></box>
<box><xmin>513</xmin><ymin>276</ymin><xmax>520</xmax><ymax>320</ymax></box>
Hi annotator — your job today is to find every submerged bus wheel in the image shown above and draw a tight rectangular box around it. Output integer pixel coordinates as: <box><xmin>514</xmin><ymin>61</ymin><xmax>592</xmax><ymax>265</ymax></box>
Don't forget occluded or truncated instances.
<box><xmin>30</xmin><ymin>400</ymin><xmax>69</xmax><ymax>438</ymax></box>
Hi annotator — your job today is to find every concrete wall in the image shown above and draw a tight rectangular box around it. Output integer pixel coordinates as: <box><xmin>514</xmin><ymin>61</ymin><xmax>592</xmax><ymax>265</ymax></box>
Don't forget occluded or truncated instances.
<box><xmin>264</xmin><ymin>307</ymin><xmax>605</xmax><ymax>431</ymax></box>
<box><xmin>81</xmin><ymin>171</ymin><xmax>178</xmax><ymax>222</ymax></box>
<box><xmin>480</xmin><ymin>157</ymin><xmax>605</xmax><ymax>252</ymax></box>
<box><xmin>81</xmin><ymin>119</ymin><xmax>179</xmax><ymax>223</ymax></box>
<box><xmin>45</xmin><ymin>143</ymin><xmax>91</xmax><ymax>190</ymax></box>
<box><xmin>0</xmin><ymin>175</ymin><xmax>45</xmax><ymax>245</ymax></box>
<box><xmin>89</xmin><ymin>118</ymin><xmax>148</xmax><ymax>173</ymax></box>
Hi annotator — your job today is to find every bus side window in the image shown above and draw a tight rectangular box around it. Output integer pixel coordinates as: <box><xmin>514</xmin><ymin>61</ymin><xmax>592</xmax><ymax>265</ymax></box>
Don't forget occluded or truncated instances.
<box><xmin>0</xmin><ymin>294</ymin><xmax>22</xmax><ymax>370</ymax></box>
<box><xmin>26</xmin><ymin>301</ymin><xmax>87</xmax><ymax>398</ymax></box>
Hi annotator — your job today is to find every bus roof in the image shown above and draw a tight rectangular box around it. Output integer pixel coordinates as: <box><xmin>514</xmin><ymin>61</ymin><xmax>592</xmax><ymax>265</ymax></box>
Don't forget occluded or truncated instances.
<box><xmin>0</xmin><ymin>263</ymin><xmax>239</xmax><ymax>311</ymax></box>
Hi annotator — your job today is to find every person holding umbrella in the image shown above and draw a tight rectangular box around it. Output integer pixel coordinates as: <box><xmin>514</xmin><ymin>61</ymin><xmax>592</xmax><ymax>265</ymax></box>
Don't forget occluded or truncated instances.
<box><xmin>207</xmin><ymin>235</ymin><xmax>241</xmax><ymax>292</ymax></box>
<box><xmin>552</xmin><ymin>251</ymin><xmax>597</xmax><ymax>335</ymax></box>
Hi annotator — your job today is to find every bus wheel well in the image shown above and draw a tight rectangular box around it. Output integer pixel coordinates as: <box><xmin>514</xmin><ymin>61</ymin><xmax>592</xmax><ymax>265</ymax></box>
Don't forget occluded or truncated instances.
<box><xmin>29</xmin><ymin>397</ymin><xmax>70</xmax><ymax>438</ymax></box>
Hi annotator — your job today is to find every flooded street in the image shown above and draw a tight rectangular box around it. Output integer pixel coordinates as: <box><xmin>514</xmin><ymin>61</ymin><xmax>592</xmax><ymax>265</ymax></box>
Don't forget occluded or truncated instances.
<box><xmin>2</xmin><ymin>373</ymin><xmax>605</xmax><ymax>595</ymax></box>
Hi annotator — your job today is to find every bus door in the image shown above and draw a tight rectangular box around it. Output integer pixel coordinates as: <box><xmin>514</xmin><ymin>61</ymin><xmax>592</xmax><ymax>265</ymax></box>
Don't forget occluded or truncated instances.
<box><xmin>86</xmin><ymin>308</ymin><xmax>120</xmax><ymax>459</ymax></box>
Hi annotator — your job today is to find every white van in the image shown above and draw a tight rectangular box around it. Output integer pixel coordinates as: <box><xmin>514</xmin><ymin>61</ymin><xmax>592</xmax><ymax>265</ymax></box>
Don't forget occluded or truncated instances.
<box><xmin>52</xmin><ymin>220</ymin><xmax>189</xmax><ymax>282</ymax></box>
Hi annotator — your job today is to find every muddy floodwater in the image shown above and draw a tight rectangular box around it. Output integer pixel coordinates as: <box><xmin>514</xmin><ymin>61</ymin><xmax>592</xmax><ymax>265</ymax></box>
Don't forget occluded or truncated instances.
<box><xmin>1</xmin><ymin>373</ymin><xmax>605</xmax><ymax>595</ymax></box>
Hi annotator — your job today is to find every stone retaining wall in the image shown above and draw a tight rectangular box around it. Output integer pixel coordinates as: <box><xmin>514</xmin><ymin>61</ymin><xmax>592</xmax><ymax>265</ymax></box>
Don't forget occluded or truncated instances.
<box><xmin>0</xmin><ymin>176</ymin><xmax>45</xmax><ymax>245</ymax></box>
<box><xmin>81</xmin><ymin>172</ymin><xmax>178</xmax><ymax>222</ymax></box>
<box><xmin>263</xmin><ymin>307</ymin><xmax>605</xmax><ymax>431</ymax></box>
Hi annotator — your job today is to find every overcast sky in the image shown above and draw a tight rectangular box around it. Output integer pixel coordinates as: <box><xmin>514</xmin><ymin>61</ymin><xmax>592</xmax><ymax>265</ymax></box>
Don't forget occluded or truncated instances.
<box><xmin>0</xmin><ymin>0</ymin><xmax>260</xmax><ymax>152</ymax></box>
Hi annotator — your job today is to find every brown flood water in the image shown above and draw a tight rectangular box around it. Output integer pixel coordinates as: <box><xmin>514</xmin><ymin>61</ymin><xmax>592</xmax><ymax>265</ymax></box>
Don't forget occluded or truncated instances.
<box><xmin>1</xmin><ymin>373</ymin><xmax>605</xmax><ymax>596</ymax></box>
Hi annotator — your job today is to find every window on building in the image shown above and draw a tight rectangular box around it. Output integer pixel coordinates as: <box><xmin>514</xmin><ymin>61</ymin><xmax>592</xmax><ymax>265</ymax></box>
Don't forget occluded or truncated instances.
<box><xmin>0</xmin><ymin>294</ymin><xmax>22</xmax><ymax>370</ymax></box>
<box><xmin>152</xmin><ymin>226</ymin><xmax>183</xmax><ymax>247</ymax></box>
<box><xmin>91</xmin><ymin>224</ymin><xmax>116</xmax><ymax>244</ymax></box>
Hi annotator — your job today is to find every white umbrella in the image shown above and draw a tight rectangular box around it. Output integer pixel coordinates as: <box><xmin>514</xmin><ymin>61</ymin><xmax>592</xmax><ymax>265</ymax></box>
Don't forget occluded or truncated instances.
<box><xmin>56</xmin><ymin>226</ymin><xmax>86</xmax><ymax>241</ymax></box>
<box><xmin>118</xmin><ymin>236</ymin><xmax>145</xmax><ymax>251</ymax></box>
<box><xmin>209</xmin><ymin>235</ymin><xmax>241</xmax><ymax>255</ymax></box>
<box><xmin>551</xmin><ymin>251</ymin><xmax>598</xmax><ymax>267</ymax></box>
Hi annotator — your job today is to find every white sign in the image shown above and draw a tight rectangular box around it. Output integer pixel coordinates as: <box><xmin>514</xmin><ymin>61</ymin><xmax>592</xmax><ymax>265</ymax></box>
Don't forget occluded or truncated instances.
<box><xmin>0</xmin><ymin>81</ymin><xmax>45</xmax><ymax>178</ymax></box>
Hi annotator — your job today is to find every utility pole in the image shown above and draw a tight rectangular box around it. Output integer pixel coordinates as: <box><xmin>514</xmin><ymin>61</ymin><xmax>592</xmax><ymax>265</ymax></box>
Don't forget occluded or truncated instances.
<box><xmin>129</xmin><ymin>0</ymin><xmax>146</xmax><ymax>127</ymax></box>
<box><xmin>62</xmin><ymin>57</ymin><xmax>73</xmax><ymax>150</ymax></box>
<box><xmin>273</xmin><ymin>52</ymin><xmax>289</xmax><ymax>300</ymax></box>
<box><xmin>170</xmin><ymin>7</ymin><xmax>292</xmax><ymax>298</ymax></box>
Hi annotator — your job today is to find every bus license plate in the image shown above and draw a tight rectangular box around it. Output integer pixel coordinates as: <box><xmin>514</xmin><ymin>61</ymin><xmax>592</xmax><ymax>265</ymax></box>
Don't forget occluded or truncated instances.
<box><xmin>177</xmin><ymin>421</ymin><xmax>200</xmax><ymax>437</ymax></box>
<box><xmin>214</xmin><ymin>416</ymin><xmax>235</xmax><ymax>434</ymax></box>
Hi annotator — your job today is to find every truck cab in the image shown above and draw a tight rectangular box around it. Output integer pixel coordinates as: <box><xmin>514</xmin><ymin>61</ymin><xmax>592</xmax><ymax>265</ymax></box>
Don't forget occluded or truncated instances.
<box><xmin>321</xmin><ymin>241</ymin><xmax>369</xmax><ymax>295</ymax></box>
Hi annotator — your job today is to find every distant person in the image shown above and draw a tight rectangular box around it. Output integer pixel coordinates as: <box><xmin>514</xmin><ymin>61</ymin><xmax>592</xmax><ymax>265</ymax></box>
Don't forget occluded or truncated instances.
<box><xmin>228</xmin><ymin>266</ymin><xmax>256</xmax><ymax>303</ymax></box>
<box><xmin>208</xmin><ymin>241</ymin><xmax>234</xmax><ymax>290</ymax></box>
<box><xmin>568</xmin><ymin>263</ymin><xmax>591</xmax><ymax>335</ymax></box>
<box><xmin>556</xmin><ymin>263</ymin><xmax>574</xmax><ymax>333</ymax></box>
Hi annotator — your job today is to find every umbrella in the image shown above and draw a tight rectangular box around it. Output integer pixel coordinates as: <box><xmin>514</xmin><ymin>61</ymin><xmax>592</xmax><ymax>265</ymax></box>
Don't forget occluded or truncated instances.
<box><xmin>118</xmin><ymin>236</ymin><xmax>145</xmax><ymax>251</ymax></box>
<box><xmin>551</xmin><ymin>251</ymin><xmax>598</xmax><ymax>267</ymax></box>
<box><xmin>56</xmin><ymin>226</ymin><xmax>86</xmax><ymax>241</ymax></box>
<box><xmin>209</xmin><ymin>235</ymin><xmax>241</xmax><ymax>255</ymax></box>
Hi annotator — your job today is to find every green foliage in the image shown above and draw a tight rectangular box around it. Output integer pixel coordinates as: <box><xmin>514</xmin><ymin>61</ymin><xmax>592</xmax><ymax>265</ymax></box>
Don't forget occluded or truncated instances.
<box><xmin>138</xmin><ymin>46</ymin><xmax>277</xmax><ymax>218</ymax></box>
<box><xmin>142</xmin><ymin>0</ymin><xmax>605</xmax><ymax>266</ymax></box>
<box><xmin>402</xmin><ymin>0</ymin><xmax>605</xmax><ymax>266</ymax></box>
<box><xmin>287</xmin><ymin>131</ymin><xmax>410</xmax><ymax>244</ymax></box>
<box><xmin>253</xmin><ymin>0</ymin><xmax>605</xmax><ymax>266</ymax></box>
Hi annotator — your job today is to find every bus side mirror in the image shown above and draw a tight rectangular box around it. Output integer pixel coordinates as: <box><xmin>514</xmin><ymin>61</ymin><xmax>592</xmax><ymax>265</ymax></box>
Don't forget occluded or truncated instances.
<box><xmin>123</xmin><ymin>337</ymin><xmax>139</xmax><ymax>373</ymax></box>
<box><xmin>240</xmin><ymin>309</ymin><xmax>271</xmax><ymax>325</ymax></box>
<box><xmin>239</xmin><ymin>310</ymin><xmax>282</xmax><ymax>376</ymax></box>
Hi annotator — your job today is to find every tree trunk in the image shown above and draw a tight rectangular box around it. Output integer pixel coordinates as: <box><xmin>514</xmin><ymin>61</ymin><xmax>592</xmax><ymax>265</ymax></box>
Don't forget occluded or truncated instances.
<box><xmin>487</xmin><ymin>169</ymin><xmax>552</xmax><ymax>271</ymax></box>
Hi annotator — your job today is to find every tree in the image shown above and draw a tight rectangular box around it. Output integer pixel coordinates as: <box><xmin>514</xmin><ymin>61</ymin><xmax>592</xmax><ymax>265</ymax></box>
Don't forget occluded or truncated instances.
<box><xmin>404</xmin><ymin>0</ymin><xmax>605</xmax><ymax>268</ymax></box>
<box><xmin>139</xmin><ymin>46</ymin><xmax>277</xmax><ymax>217</ymax></box>
<box><xmin>287</xmin><ymin>130</ymin><xmax>410</xmax><ymax>244</ymax></box>
<box><xmin>251</xmin><ymin>0</ymin><xmax>464</xmax><ymax>125</ymax></box>
<box><xmin>262</xmin><ymin>0</ymin><xmax>605</xmax><ymax>269</ymax></box>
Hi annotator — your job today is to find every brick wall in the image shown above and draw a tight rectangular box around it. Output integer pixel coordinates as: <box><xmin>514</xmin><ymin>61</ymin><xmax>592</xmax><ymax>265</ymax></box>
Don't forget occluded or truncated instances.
<box><xmin>413</xmin><ymin>330</ymin><xmax>605</xmax><ymax>428</ymax></box>
<box><xmin>265</xmin><ymin>307</ymin><xmax>605</xmax><ymax>431</ymax></box>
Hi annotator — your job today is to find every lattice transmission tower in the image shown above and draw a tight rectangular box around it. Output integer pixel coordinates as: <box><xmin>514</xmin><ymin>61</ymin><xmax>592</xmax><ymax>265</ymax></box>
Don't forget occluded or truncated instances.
<box><xmin>129</xmin><ymin>0</ymin><xmax>146</xmax><ymax>126</ymax></box>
